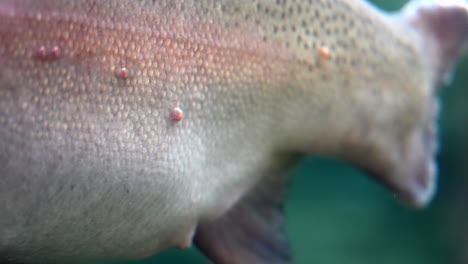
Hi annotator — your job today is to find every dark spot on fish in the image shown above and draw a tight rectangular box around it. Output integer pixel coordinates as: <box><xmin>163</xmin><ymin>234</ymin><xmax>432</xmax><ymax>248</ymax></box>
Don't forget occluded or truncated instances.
<box><xmin>314</xmin><ymin>9</ymin><xmax>321</xmax><ymax>19</ymax></box>
<box><xmin>297</xmin><ymin>5</ymin><xmax>302</xmax><ymax>15</ymax></box>
<box><xmin>270</xmin><ymin>9</ymin><xmax>277</xmax><ymax>18</ymax></box>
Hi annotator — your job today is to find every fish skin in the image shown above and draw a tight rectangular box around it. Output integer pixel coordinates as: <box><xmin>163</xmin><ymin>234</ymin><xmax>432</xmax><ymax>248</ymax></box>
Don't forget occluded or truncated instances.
<box><xmin>0</xmin><ymin>0</ymin><xmax>467</xmax><ymax>263</ymax></box>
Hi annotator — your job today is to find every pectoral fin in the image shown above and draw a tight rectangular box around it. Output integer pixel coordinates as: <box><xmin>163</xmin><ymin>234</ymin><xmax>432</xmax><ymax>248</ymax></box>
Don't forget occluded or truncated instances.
<box><xmin>195</xmin><ymin>156</ymin><xmax>297</xmax><ymax>264</ymax></box>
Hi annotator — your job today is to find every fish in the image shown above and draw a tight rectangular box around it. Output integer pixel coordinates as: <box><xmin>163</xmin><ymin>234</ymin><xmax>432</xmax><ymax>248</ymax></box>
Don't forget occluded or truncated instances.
<box><xmin>0</xmin><ymin>0</ymin><xmax>467</xmax><ymax>263</ymax></box>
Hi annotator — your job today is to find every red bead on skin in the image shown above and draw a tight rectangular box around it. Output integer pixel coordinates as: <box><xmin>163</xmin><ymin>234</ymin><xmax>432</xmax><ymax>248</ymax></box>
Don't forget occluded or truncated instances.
<box><xmin>116</xmin><ymin>67</ymin><xmax>129</xmax><ymax>80</ymax></box>
<box><xmin>34</xmin><ymin>46</ymin><xmax>47</xmax><ymax>61</ymax></box>
<box><xmin>170</xmin><ymin>107</ymin><xmax>184</xmax><ymax>122</ymax></box>
<box><xmin>49</xmin><ymin>45</ymin><xmax>61</xmax><ymax>60</ymax></box>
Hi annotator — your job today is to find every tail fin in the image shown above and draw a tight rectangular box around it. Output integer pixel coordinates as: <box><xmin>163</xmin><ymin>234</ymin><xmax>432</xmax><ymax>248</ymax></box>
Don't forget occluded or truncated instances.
<box><xmin>402</xmin><ymin>0</ymin><xmax>468</xmax><ymax>85</ymax></box>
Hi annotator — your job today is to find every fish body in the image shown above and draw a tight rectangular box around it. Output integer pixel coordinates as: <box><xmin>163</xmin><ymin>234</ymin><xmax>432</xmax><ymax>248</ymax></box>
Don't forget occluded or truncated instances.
<box><xmin>0</xmin><ymin>0</ymin><xmax>467</xmax><ymax>263</ymax></box>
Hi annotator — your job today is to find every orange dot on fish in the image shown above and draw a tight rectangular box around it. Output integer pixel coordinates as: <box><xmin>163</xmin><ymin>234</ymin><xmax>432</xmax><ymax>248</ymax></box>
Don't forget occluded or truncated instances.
<box><xmin>318</xmin><ymin>46</ymin><xmax>330</xmax><ymax>64</ymax></box>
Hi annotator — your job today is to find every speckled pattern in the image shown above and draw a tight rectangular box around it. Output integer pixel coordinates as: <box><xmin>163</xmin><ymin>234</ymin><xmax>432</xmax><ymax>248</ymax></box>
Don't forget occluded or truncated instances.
<box><xmin>0</xmin><ymin>0</ymin><xmax>467</xmax><ymax>263</ymax></box>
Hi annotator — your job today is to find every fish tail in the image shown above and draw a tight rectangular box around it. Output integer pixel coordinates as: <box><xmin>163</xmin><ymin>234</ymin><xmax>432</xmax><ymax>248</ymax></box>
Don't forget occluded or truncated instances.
<box><xmin>401</xmin><ymin>0</ymin><xmax>468</xmax><ymax>85</ymax></box>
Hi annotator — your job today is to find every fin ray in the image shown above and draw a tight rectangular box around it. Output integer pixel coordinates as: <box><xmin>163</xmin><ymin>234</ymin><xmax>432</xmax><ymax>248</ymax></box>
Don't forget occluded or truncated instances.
<box><xmin>195</xmin><ymin>155</ymin><xmax>298</xmax><ymax>264</ymax></box>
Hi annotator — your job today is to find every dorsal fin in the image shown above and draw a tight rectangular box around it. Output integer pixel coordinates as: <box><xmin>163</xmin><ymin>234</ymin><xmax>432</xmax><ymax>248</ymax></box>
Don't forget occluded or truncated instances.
<box><xmin>402</xmin><ymin>0</ymin><xmax>468</xmax><ymax>85</ymax></box>
<box><xmin>195</xmin><ymin>155</ymin><xmax>298</xmax><ymax>264</ymax></box>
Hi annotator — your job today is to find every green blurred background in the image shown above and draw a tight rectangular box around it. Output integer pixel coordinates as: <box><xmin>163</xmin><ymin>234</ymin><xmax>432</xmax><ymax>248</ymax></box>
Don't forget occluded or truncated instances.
<box><xmin>90</xmin><ymin>0</ymin><xmax>468</xmax><ymax>263</ymax></box>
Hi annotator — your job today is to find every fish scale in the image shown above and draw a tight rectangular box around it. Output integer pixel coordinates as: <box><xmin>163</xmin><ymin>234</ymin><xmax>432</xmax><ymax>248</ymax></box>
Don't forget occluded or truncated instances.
<box><xmin>1</xmin><ymin>0</ymin><xmax>468</xmax><ymax>263</ymax></box>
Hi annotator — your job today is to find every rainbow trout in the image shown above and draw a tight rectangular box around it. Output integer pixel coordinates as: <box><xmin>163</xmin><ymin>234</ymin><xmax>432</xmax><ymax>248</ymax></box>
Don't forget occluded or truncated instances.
<box><xmin>1</xmin><ymin>0</ymin><xmax>467</xmax><ymax>263</ymax></box>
